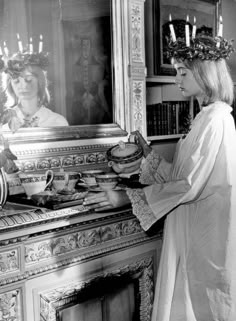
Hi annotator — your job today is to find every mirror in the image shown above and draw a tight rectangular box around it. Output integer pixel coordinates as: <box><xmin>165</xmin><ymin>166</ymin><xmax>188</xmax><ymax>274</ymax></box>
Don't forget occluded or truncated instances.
<box><xmin>0</xmin><ymin>0</ymin><xmax>143</xmax><ymax>142</ymax></box>
<box><xmin>0</xmin><ymin>0</ymin><xmax>147</xmax><ymax>186</ymax></box>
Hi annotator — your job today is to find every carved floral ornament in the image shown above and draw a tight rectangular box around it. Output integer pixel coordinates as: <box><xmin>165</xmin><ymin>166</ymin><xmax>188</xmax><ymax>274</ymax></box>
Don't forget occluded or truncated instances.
<box><xmin>0</xmin><ymin>289</ymin><xmax>21</xmax><ymax>321</ymax></box>
<box><xmin>25</xmin><ymin>218</ymin><xmax>143</xmax><ymax>264</ymax></box>
<box><xmin>0</xmin><ymin>249</ymin><xmax>19</xmax><ymax>274</ymax></box>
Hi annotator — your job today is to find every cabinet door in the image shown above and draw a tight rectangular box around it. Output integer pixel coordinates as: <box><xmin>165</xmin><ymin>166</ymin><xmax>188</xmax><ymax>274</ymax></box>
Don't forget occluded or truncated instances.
<box><xmin>58</xmin><ymin>282</ymin><xmax>136</xmax><ymax>321</ymax></box>
<box><xmin>25</xmin><ymin>239</ymin><xmax>161</xmax><ymax>321</ymax></box>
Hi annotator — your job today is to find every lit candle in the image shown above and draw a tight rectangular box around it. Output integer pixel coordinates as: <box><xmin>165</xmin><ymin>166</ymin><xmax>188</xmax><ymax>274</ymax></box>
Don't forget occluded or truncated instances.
<box><xmin>185</xmin><ymin>15</ymin><xmax>190</xmax><ymax>46</ymax></box>
<box><xmin>29</xmin><ymin>37</ymin><xmax>33</xmax><ymax>53</ymax></box>
<box><xmin>3</xmin><ymin>42</ymin><xmax>8</xmax><ymax>57</ymax></box>
<box><xmin>17</xmin><ymin>33</ymin><xmax>23</xmax><ymax>52</ymax></box>
<box><xmin>218</xmin><ymin>15</ymin><xmax>223</xmax><ymax>37</ymax></box>
<box><xmin>39</xmin><ymin>34</ymin><xmax>43</xmax><ymax>53</ymax></box>
<box><xmin>169</xmin><ymin>14</ymin><xmax>176</xmax><ymax>42</ymax></box>
<box><xmin>192</xmin><ymin>16</ymin><xmax>196</xmax><ymax>39</ymax></box>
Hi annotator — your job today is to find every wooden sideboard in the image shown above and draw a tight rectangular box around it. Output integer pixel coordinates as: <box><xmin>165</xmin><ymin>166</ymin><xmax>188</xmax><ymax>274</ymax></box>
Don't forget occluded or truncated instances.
<box><xmin>0</xmin><ymin>203</ymin><xmax>163</xmax><ymax>321</ymax></box>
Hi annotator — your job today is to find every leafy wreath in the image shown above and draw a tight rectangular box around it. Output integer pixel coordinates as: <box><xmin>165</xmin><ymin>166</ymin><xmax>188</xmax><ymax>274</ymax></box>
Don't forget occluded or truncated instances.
<box><xmin>165</xmin><ymin>36</ymin><xmax>234</xmax><ymax>61</ymax></box>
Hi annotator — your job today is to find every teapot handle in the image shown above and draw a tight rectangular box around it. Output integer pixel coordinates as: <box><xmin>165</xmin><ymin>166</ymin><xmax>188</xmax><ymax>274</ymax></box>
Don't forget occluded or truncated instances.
<box><xmin>108</xmin><ymin>161</ymin><xmax>113</xmax><ymax>167</ymax></box>
<box><xmin>45</xmin><ymin>170</ymin><xmax>54</xmax><ymax>189</ymax></box>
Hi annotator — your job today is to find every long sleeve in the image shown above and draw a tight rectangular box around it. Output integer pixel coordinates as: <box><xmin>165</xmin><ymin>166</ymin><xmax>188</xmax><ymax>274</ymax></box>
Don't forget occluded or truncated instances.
<box><xmin>139</xmin><ymin>150</ymin><xmax>172</xmax><ymax>185</ymax></box>
<box><xmin>127</xmin><ymin>108</ymin><xmax>227</xmax><ymax>230</ymax></box>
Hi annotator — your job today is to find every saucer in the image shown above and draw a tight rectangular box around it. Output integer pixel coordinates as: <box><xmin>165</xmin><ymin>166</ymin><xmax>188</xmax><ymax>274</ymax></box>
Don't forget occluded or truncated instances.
<box><xmin>89</xmin><ymin>185</ymin><xmax>123</xmax><ymax>192</ymax></box>
<box><xmin>77</xmin><ymin>182</ymin><xmax>96</xmax><ymax>189</ymax></box>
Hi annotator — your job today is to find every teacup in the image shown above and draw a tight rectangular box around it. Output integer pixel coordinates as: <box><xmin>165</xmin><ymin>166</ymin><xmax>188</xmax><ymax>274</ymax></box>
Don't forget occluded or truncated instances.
<box><xmin>79</xmin><ymin>169</ymin><xmax>104</xmax><ymax>187</ymax></box>
<box><xmin>18</xmin><ymin>170</ymin><xmax>54</xmax><ymax>198</ymax></box>
<box><xmin>95</xmin><ymin>173</ymin><xmax>119</xmax><ymax>191</ymax></box>
<box><xmin>52</xmin><ymin>171</ymin><xmax>80</xmax><ymax>192</ymax></box>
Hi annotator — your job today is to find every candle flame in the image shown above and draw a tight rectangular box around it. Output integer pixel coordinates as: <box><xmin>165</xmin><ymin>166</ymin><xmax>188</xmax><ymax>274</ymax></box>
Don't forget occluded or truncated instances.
<box><xmin>194</xmin><ymin>16</ymin><xmax>196</xmax><ymax>24</ymax></box>
<box><xmin>186</xmin><ymin>15</ymin><xmax>189</xmax><ymax>22</ymax></box>
<box><xmin>40</xmin><ymin>34</ymin><xmax>43</xmax><ymax>40</ymax></box>
<box><xmin>17</xmin><ymin>34</ymin><xmax>20</xmax><ymax>40</ymax></box>
<box><xmin>220</xmin><ymin>15</ymin><xmax>223</xmax><ymax>23</ymax></box>
<box><xmin>169</xmin><ymin>14</ymin><xmax>172</xmax><ymax>22</ymax></box>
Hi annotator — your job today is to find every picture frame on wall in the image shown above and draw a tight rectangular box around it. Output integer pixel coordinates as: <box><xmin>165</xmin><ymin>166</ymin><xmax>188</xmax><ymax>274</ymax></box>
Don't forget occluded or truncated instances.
<box><xmin>62</xmin><ymin>16</ymin><xmax>113</xmax><ymax>125</ymax></box>
<box><xmin>153</xmin><ymin>0</ymin><xmax>221</xmax><ymax>76</ymax></box>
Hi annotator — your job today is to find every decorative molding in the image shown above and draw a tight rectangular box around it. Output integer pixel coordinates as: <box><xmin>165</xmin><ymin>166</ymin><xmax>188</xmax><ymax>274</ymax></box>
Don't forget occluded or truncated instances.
<box><xmin>131</xmin><ymin>65</ymin><xmax>146</xmax><ymax>77</ymax></box>
<box><xmin>0</xmin><ymin>235</ymin><xmax>159</xmax><ymax>287</ymax></box>
<box><xmin>15</xmin><ymin>151</ymin><xmax>107</xmax><ymax>173</ymax></box>
<box><xmin>129</xmin><ymin>0</ymin><xmax>146</xmax><ymax>136</ymax></box>
<box><xmin>0</xmin><ymin>209</ymin><xmax>134</xmax><ymax>244</ymax></box>
<box><xmin>130</xmin><ymin>4</ymin><xmax>144</xmax><ymax>63</ymax></box>
<box><xmin>14</xmin><ymin>143</ymin><xmax>113</xmax><ymax>157</ymax></box>
<box><xmin>0</xmin><ymin>207</ymin><xmax>88</xmax><ymax>232</ymax></box>
<box><xmin>132</xmin><ymin>80</ymin><xmax>146</xmax><ymax>133</ymax></box>
<box><xmin>40</xmin><ymin>257</ymin><xmax>154</xmax><ymax>321</ymax></box>
<box><xmin>0</xmin><ymin>236</ymin><xmax>29</xmax><ymax>247</ymax></box>
<box><xmin>25</xmin><ymin>218</ymin><xmax>143</xmax><ymax>265</ymax></box>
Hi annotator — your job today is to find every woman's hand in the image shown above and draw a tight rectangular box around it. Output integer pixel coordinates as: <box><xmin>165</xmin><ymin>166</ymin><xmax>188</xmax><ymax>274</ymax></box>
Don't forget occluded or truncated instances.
<box><xmin>83</xmin><ymin>190</ymin><xmax>131</xmax><ymax>212</ymax></box>
<box><xmin>130</xmin><ymin>130</ymin><xmax>152</xmax><ymax>157</ymax></box>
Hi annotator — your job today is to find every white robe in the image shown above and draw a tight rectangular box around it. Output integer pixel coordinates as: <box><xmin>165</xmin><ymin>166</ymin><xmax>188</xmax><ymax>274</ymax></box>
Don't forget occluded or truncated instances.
<box><xmin>127</xmin><ymin>101</ymin><xmax>236</xmax><ymax>321</ymax></box>
<box><xmin>3</xmin><ymin>105</ymin><xmax>68</xmax><ymax>129</ymax></box>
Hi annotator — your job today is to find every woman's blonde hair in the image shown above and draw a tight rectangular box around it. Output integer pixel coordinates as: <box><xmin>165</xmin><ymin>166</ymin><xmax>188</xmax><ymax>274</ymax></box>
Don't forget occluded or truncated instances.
<box><xmin>183</xmin><ymin>58</ymin><xmax>234</xmax><ymax>106</ymax></box>
<box><xmin>4</xmin><ymin>65</ymin><xmax>50</xmax><ymax>107</ymax></box>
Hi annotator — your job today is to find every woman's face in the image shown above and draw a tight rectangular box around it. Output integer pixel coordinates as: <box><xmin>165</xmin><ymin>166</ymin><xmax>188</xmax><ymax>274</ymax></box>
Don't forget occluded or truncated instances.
<box><xmin>174</xmin><ymin>62</ymin><xmax>202</xmax><ymax>98</ymax></box>
<box><xmin>10</xmin><ymin>69</ymin><xmax>38</xmax><ymax>101</ymax></box>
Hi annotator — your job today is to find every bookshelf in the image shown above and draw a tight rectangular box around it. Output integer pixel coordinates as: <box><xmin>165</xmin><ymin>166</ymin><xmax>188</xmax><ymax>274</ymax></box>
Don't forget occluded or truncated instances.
<box><xmin>147</xmin><ymin>100</ymin><xmax>193</xmax><ymax>139</ymax></box>
<box><xmin>146</xmin><ymin>81</ymin><xmax>198</xmax><ymax>141</ymax></box>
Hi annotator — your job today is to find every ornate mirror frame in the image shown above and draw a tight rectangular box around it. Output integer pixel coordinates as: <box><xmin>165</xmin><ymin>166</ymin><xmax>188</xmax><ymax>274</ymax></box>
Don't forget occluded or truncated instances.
<box><xmin>2</xmin><ymin>0</ymin><xmax>146</xmax><ymax>193</ymax></box>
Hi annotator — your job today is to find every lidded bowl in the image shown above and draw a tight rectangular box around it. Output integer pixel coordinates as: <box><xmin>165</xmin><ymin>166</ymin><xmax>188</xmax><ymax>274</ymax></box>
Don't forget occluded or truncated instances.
<box><xmin>107</xmin><ymin>141</ymin><xmax>143</xmax><ymax>174</ymax></box>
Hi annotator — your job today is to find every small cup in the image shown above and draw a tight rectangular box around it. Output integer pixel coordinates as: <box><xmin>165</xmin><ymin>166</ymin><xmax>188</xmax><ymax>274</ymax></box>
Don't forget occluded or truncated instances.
<box><xmin>19</xmin><ymin>170</ymin><xmax>54</xmax><ymax>198</ymax></box>
<box><xmin>53</xmin><ymin>171</ymin><xmax>80</xmax><ymax>192</ymax></box>
<box><xmin>95</xmin><ymin>173</ymin><xmax>119</xmax><ymax>191</ymax></box>
<box><xmin>79</xmin><ymin>169</ymin><xmax>104</xmax><ymax>187</ymax></box>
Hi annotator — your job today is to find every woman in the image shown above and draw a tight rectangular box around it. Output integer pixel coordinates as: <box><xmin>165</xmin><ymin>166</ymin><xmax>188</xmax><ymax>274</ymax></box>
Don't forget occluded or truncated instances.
<box><xmin>83</xmin><ymin>35</ymin><xmax>236</xmax><ymax>320</ymax></box>
<box><xmin>2</xmin><ymin>52</ymin><xmax>68</xmax><ymax>131</ymax></box>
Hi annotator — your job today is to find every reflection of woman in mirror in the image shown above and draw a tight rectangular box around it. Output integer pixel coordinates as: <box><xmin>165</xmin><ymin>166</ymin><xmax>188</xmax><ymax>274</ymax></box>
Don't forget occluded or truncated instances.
<box><xmin>1</xmin><ymin>52</ymin><xmax>68</xmax><ymax>131</ymax></box>
<box><xmin>71</xmin><ymin>37</ymin><xmax>111</xmax><ymax>125</ymax></box>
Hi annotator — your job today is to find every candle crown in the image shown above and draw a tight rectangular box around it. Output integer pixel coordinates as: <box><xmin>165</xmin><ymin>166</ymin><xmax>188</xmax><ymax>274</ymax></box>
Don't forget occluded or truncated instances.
<box><xmin>4</xmin><ymin>51</ymin><xmax>49</xmax><ymax>78</ymax></box>
<box><xmin>0</xmin><ymin>35</ymin><xmax>48</xmax><ymax>78</ymax></box>
<box><xmin>0</xmin><ymin>52</ymin><xmax>49</xmax><ymax>79</ymax></box>
<box><xmin>165</xmin><ymin>16</ymin><xmax>234</xmax><ymax>61</ymax></box>
<box><xmin>166</xmin><ymin>36</ymin><xmax>234</xmax><ymax>61</ymax></box>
